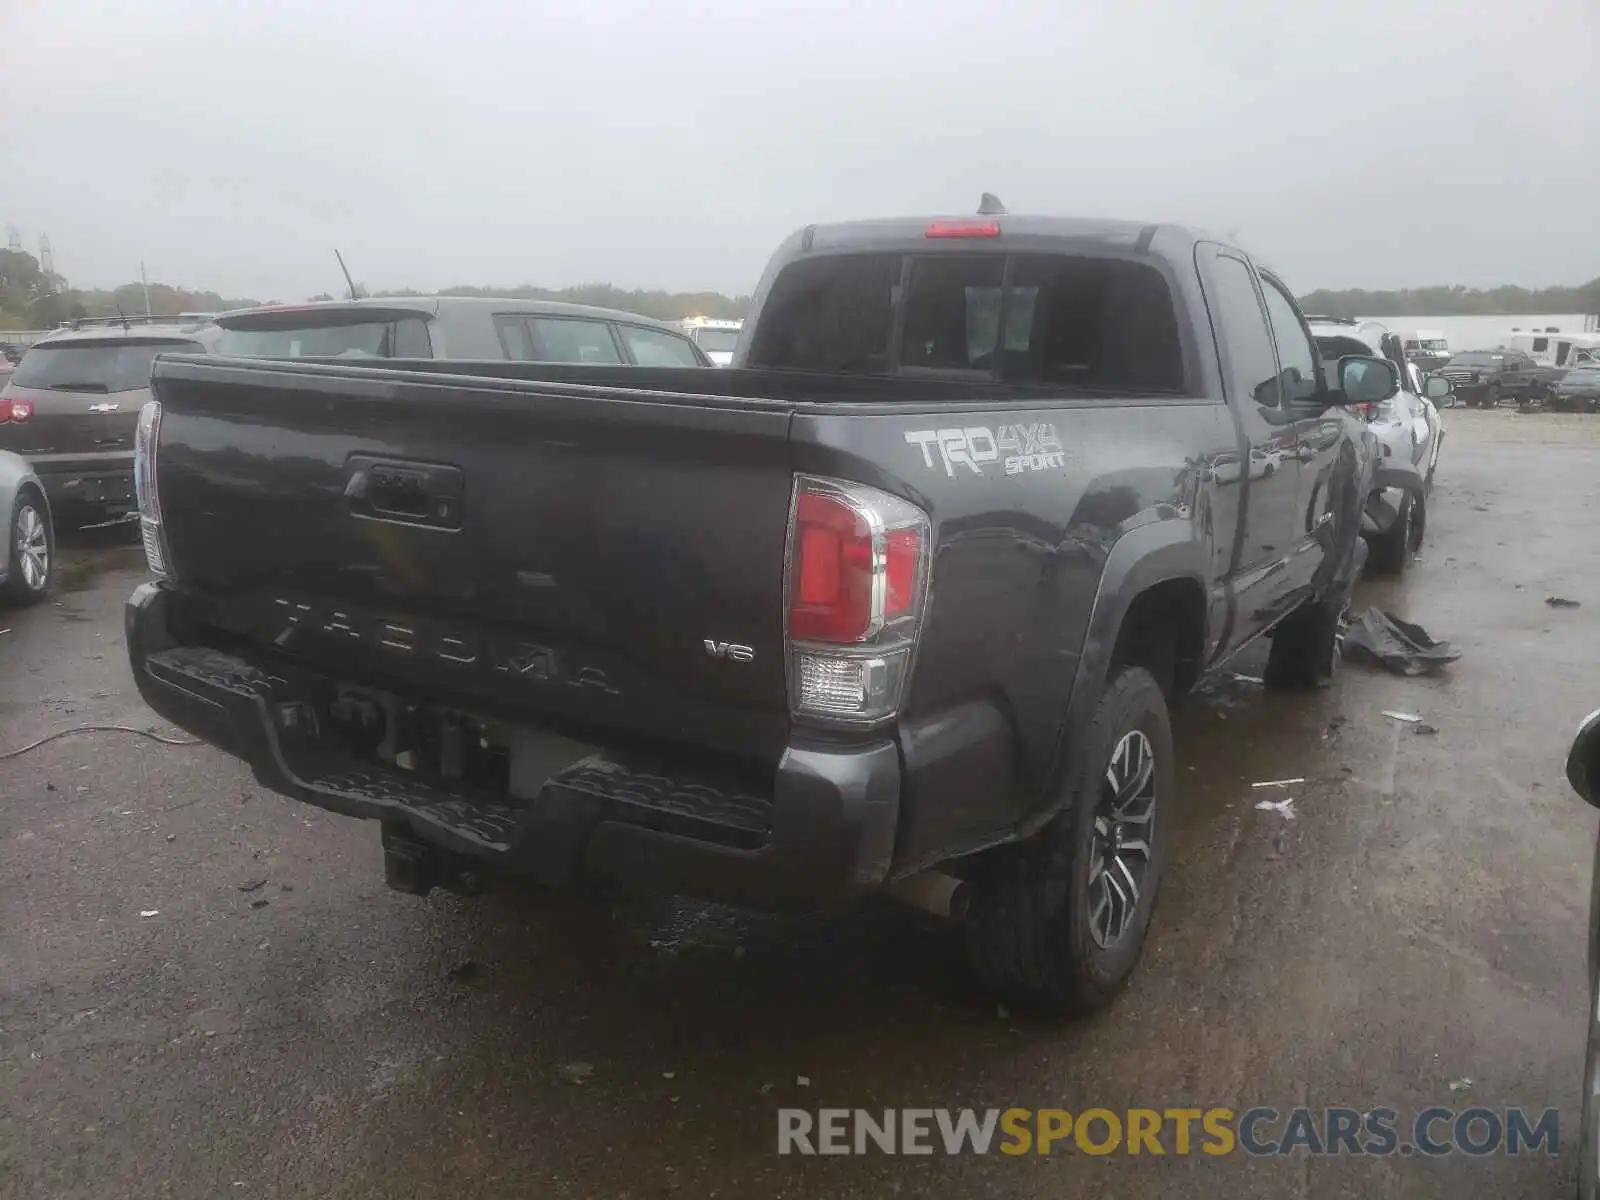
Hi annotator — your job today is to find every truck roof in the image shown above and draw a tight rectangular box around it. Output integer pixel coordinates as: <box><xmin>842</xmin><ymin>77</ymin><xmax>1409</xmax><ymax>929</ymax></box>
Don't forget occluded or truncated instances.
<box><xmin>795</xmin><ymin>213</ymin><xmax>1218</xmax><ymax>255</ymax></box>
<box><xmin>763</xmin><ymin>213</ymin><xmax>1297</xmax><ymax>293</ymax></box>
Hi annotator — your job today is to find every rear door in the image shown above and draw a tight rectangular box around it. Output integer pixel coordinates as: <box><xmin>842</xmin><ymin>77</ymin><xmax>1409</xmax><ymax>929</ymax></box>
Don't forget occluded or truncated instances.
<box><xmin>614</xmin><ymin>324</ymin><xmax>708</xmax><ymax>367</ymax></box>
<box><xmin>493</xmin><ymin>315</ymin><xmax>627</xmax><ymax>365</ymax></box>
<box><xmin>1195</xmin><ymin>247</ymin><xmax>1307</xmax><ymax>651</ymax></box>
<box><xmin>1257</xmin><ymin>271</ymin><xmax>1358</xmax><ymax>595</ymax></box>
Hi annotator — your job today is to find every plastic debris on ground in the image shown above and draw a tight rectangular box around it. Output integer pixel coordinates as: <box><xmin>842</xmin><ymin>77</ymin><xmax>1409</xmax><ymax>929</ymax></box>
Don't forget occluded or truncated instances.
<box><xmin>139</xmin><ymin>909</ymin><xmax>159</xmax><ymax>918</ymax></box>
<box><xmin>1255</xmin><ymin>797</ymin><xmax>1296</xmax><ymax>820</ymax></box>
<box><xmin>1546</xmin><ymin>596</ymin><xmax>1581</xmax><ymax>609</ymax></box>
<box><xmin>1415</xmin><ymin>723</ymin><xmax>1440</xmax><ymax>736</ymax></box>
<box><xmin>1343</xmin><ymin>609</ymin><xmax>1461</xmax><ymax>676</ymax></box>
<box><xmin>1252</xmin><ymin>778</ymin><xmax>1305</xmax><ymax>789</ymax></box>
<box><xmin>1383</xmin><ymin>710</ymin><xmax>1422</xmax><ymax>723</ymax></box>
<box><xmin>1449</xmin><ymin>1078</ymin><xmax>1473</xmax><ymax>1093</ymax></box>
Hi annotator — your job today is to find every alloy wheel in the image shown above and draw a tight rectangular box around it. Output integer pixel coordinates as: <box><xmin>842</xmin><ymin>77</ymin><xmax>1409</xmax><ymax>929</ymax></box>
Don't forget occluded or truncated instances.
<box><xmin>15</xmin><ymin>504</ymin><xmax>49</xmax><ymax>592</ymax></box>
<box><xmin>1088</xmin><ymin>729</ymin><xmax>1157</xmax><ymax>949</ymax></box>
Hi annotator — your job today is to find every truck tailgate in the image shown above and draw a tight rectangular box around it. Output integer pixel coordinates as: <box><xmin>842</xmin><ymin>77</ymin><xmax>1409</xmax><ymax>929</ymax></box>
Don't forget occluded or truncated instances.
<box><xmin>150</xmin><ymin>357</ymin><xmax>798</xmax><ymax>763</ymax></box>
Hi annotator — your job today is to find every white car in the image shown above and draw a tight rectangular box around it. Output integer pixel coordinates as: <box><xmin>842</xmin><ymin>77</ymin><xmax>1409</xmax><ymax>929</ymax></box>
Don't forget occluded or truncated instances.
<box><xmin>679</xmin><ymin>317</ymin><xmax>743</xmax><ymax>367</ymax></box>
<box><xmin>1308</xmin><ymin>319</ymin><xmax>1447</xmax><ymax>575</ymax></box>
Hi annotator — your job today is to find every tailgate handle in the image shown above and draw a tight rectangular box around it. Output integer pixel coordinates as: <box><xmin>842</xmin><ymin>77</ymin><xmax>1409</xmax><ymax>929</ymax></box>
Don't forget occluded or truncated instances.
<box><xmin>345</xmin><ymin>456</ymin><xmax>464</xmax><ymax>530</ymax></box>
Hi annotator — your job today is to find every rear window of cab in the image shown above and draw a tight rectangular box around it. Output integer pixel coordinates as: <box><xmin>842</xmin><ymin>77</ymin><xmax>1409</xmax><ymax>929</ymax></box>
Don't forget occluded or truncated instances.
<box><xmin>745</xmin><ymin>251</ymin><xmax>1188</xmax><ymax>393</ymax></box>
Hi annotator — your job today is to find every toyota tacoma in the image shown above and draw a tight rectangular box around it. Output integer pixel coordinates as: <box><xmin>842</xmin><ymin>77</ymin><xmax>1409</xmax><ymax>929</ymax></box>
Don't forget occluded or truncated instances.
<box><xmin>124</xmin><ymin>206</ymin><xmax>1387</xmax><ymax>1013</ymax></box>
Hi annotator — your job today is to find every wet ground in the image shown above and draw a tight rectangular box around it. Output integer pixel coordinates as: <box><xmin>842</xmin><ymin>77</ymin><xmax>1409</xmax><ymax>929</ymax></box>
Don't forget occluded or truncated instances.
<box><xmin>2</xmin><ymin>409</ymin><xmax>1598</xmax><ymax>1199</ymax></box>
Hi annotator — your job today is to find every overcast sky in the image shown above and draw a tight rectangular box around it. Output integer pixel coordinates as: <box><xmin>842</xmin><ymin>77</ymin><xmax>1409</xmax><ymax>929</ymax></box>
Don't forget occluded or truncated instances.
<box><xmin>2</xmin><ymin>0</ymin><xmax>1596</xmax><ymax>301</ymax></box>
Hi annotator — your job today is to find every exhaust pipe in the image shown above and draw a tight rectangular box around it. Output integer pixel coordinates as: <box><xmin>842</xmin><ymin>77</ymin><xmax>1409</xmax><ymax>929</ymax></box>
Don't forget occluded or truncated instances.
<box><xmin>885</xmin><ymin>870</ymin><xmax>971</xmax><ymax>919</ymax></box>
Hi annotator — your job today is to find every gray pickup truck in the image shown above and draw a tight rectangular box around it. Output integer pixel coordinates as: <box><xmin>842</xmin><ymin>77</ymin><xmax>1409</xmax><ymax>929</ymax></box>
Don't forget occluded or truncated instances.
<box><xmin>125</xmin><ymin>206</ymin><xmax>1393</xmax><ymax>1013</ymax></box>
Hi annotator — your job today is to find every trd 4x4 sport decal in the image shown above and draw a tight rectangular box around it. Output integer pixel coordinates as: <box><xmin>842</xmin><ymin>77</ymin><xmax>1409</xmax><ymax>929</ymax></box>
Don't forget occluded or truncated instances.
<box><xmin>904</xmin><ymin>423</ymin><xmax>1066</xmax><ymax>479</ymax></box>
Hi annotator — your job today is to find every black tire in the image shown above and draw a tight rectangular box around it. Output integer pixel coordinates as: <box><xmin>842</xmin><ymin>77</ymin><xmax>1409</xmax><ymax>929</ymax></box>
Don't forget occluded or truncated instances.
<box><xmin>1407</xmin><ymin>491</ymin><xmax>1426</xmax><ymax>553</ymax></box>
<box><xmin>2</xmin><ymin>488</ymin><xmax>53</xmax><ymax>605</ymax></box>
<box><xmin>1366</xmin><ymin>492</ymin><xmax>1413</xmax><ymax>576</ymax></box>
<box><xmin>1264</xmin><ymin>595</ymin><xmax>1345</xmax><ymax>690</ymax></box>
<box><xmin>962</xmin><ymin>667</ymin><xmax>1171</xmax><ymax>1016</ymax></box>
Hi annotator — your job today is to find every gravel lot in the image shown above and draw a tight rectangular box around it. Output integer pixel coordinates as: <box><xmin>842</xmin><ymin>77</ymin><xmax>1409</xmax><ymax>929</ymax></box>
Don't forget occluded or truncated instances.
<box><xmin>2</xmin><ymin>407</ymin><xmax>1598</xmax><ymax>1199</ymax></box>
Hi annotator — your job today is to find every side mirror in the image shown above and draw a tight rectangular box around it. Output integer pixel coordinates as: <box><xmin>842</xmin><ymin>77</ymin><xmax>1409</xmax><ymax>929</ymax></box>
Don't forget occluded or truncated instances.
<box><xmin>1336</xmin><ymin>355</ymin><xmax>1400</xmax><ymax>405</ymax></box>
<box><xmin>1423</xmin><ymin>375</ymin><xmax>1453</xmax><ymax>400</ymax></box>
<box><xmin>1567</xmin><ymin>709</ymin><xmax>1600</xmax><ymax>806</ymax></box>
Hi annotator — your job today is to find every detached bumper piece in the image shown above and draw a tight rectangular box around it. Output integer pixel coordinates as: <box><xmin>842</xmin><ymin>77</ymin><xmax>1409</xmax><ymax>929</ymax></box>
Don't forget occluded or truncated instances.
<box><xmin>126</xmin><ymin>583</ymin><xmax>900</xmax><ymax>908</ymax></box>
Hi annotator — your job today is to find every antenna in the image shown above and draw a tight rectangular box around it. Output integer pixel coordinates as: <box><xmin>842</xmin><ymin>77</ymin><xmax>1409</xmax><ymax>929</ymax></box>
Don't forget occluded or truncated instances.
<box><xmin>334</xmin><ymin>248</ymin><xmax>358</xmax><ymax>301</ymax></box>
<box><xmin>977</xmin><ymin>193</ymin><xmax>1007</xmax><ymax>216</ymax></box>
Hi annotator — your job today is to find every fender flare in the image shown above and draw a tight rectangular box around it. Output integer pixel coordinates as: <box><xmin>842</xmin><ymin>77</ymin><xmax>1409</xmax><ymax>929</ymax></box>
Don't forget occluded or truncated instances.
<box><xmin>1020</xmin><ymin>519</ymin><xmax>1213</xmax><ymax>839</ymax></box>
<box><xmin>1372</xmin><ymin>463</ymin><xmax>1426</xmax><ymax>497</ymax></box>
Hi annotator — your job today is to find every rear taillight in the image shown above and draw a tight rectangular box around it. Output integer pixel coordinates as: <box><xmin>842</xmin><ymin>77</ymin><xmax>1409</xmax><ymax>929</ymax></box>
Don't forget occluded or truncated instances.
<box><xmin>0</xmin><ymin>398</ymin><xmax>32</xmax><ymax>422</ymax></box>
<box><xmin>134</xmin><ymin>400</ymin><xmax>170</xmax><ymax>576</ymax></box>
<box><xmin>785</xmin><ymin>475</ymin><xmax>930</xmax><ymax>725</ymax></box>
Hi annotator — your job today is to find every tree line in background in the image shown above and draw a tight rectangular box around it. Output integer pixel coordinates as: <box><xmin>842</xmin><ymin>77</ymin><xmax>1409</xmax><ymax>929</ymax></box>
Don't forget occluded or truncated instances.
<box><xmin>0</xmin><ymin>246</ymin><xmax>750</xmax><ymax>331</ymax></box>
<box><xmin>3</xmin><ymin>244</ymin><xmax>1596</xmax><ymax>332</ymax></box>
<box><xmin>1297</xmin><ymin>278</ymin><xmax>1600</xmax><ymax>319</ymax></box>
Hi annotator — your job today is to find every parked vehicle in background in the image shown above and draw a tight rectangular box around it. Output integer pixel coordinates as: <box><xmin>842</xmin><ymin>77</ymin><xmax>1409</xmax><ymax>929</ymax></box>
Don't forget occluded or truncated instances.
<box><xmin>0</xmin><ymin>316</ymin><xmax>222</xmax><ymax>530</ymax></box>
<box><xmin>1309</xmin><ymin>319</ymin><xmax>1449</xmax><ymax>573</ymax></box>
<box><xmin>214</xmin><ymin>296</ymin><xmax>714</xmax><ymax>367</ymax></box>
<box><xmin>1393</xmin><ymin>328</ymin><xmax>1451</xmax><ymax>372</ymax></box>
<box><xmin>127</xmin><ymin>206</ymin><xmax>1391</xmax><ymax>1014</ymax></box>
<box><xmin>1503</xmin><ymin>329</ymin><xmax>1600</xmax><ymax>370</ymax></box>
<box><xmin>0</xmin><ymin>449</ymin><xmax>54</xmax><ymax>604</ymax></box>
<box><xmin>1550</xmin><ymin>362</ymin><xmax>1600</xmax><ymax>412</ymax></box>
<box><xmin>1500</xmin><ymin>331</ymin><xmax>1600</xmax><ymax>404</ymax></box>
<box><xmin>0</xmin><ymin>342</ymin><xmax>22</xmax><ymax>365</ymax></box>
<box><xmin>678</xmin><ymin>317</ymin><xmax>744</xmax><ymax>366</ymax></box>
<box><xmin>1437</xmin><ymin>349</ymin><xmax>1544</xmax><ymax>408</ymax></box>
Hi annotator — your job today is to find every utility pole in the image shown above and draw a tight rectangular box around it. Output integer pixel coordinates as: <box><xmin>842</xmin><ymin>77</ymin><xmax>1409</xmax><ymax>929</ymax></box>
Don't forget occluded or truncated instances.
<box><xmin>141</xmin><ymin>260</ymin><xmax>152</xmax><ymax>317</ymax></box>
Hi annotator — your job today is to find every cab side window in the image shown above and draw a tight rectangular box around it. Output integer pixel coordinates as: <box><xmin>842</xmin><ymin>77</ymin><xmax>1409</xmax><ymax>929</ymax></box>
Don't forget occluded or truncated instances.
<box><xmin>1258</xmin><ymin>277</ymin><xmax>1320</xmax><ymax>405</ymax></box>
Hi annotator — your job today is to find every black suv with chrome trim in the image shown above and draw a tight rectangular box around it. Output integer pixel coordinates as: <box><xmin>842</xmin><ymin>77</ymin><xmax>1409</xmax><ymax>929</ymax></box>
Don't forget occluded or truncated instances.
<box><xmin>125</xmin><ymin>202</ymin><xmax>1385</xmax><ymax>1013</ymax></box>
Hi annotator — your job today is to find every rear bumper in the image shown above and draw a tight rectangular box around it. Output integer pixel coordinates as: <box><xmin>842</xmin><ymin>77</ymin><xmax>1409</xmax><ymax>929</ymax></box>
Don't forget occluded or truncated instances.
<box><xmin>33</xmin><ymin>456</ymin><xmax>136</xmax><ymax>524</ymax></box>
<box><xmin>126</xmin><ymin>582</ymin><xmax>904</xmax><ymax>908</ymax></box>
